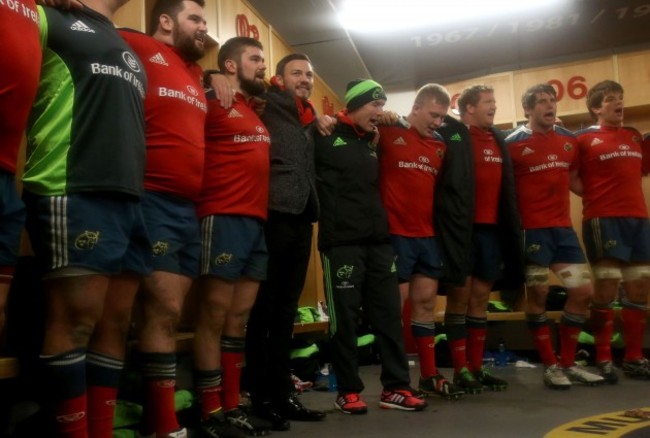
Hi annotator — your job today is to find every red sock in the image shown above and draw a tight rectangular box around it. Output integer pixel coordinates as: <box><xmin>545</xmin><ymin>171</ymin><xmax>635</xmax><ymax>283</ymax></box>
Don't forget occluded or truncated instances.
<box><xmin>466</xmin><ymin>327</ymin><xmax>486</xmax><ymax>372</ymax></box>
<box><xmin>559</xmin><ymin>323</ymin><xmax>582</xmax><ymax>368</ymax></box>
<box><xmin>142</xmin><ymin>379</ymin><xmax>179</xmax><ymax>435</ymax></box>
<box><xmin>222</xmin><ymin>351</ymin><xmax>243</xmax><ymax>410</ymax></box>
<box><xmin>198</xmin><ymin>386</ymin><xmax>223</xmax><ymax>420</ymax></box>
<box><xmin>87</xmin><ymin>385</ymin><xmax>118</xmax><ymax>438</ymax></box>
<box><xmin>591</xmin><ymin>308</ymin><xmax>614</xmax><ymax>363</ymax></box>
<box><xmin>529</xmin><ymin>324</ymin><xmax>557</xmax><ymax>367</ymax></box>
<box><xmin>448</xmin><ymin>338</ymin><xmax>467</xmax><ymax>373</ymax></box>
<box><xmin>54</xmin><ymin>393</ymin><xmax>87</xmax><ymax>438</ymax></box>
<box><xmin>415</xmin><ymin>335</ymin><xmax>437</xmax><ymax>378</ymax></box>
<box><xmin>622</xmin><ymin>307</ymin><xmax>647</xmax><ymax>361</ymax></box>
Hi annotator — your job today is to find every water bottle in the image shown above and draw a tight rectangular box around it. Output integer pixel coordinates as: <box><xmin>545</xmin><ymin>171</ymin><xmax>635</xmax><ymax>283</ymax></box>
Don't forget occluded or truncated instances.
<box><xmin>327</xmin><ymin>363</ymin><xmax>337</xmax><ymax>392</ymax></box>
<box><xmin>495</xmin><ymin>339</ymin><xmax>507</xmax><ymax>366</ymax></box>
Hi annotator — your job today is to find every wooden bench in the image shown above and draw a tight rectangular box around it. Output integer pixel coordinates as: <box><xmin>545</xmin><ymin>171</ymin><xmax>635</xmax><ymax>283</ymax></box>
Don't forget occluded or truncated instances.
<box><xmin>0</xmin><ymin>357</ymin><xmax>19</xmax><ymax>380</ymax></box>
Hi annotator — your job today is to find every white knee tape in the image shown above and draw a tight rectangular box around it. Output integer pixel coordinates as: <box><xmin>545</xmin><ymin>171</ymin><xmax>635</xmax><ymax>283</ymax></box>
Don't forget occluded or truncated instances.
<box><xmin>622</xmin><ymin>265</ymin><xmax>650</xmax><ymax>282</ymax></box>
<box><xmin>592</xmin><ymin>266</ymin><xmax>623</xmax><ymax>280</ymax></box>
<box><xmin>555</xmin><ymin>264</ymin><xmax>591</xmax><ymax>288</ymax></box>
<box><xmin>525</xmin><ymin>265</ymin><xmax>549</xmax><ymax>287</ymax></box>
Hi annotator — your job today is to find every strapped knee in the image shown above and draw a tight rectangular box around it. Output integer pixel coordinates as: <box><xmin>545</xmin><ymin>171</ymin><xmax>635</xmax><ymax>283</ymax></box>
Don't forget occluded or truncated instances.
<box><xmin>621</xmin><ymin>265</ymin><xmax>650</xmax><ymax>282</ymax></box>
<box><xmin>592</xmin><ymin>266</ymin><xmax>623</xmax><ymax>281</ymax></box>
<box><xmin>555</xmin><ymin>264</ymin><xmax>591</xmax><ymax>288</ymax></box>
<box><xmin>525</xmin><ymin>265</ymin><xmax>549</xmax><ymax>287</ymax></box>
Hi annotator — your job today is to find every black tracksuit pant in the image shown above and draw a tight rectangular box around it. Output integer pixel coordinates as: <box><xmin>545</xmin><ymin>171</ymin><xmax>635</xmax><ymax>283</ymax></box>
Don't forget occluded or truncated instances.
<box><xmin>245</xmin><ymin>210</ymin><xmax>313</xmax><ymax>404</ymax></box>
<box><xmin>321</xmin><ymin>243</ymin><xmax>411</xmax><ymax>394</ymax></box>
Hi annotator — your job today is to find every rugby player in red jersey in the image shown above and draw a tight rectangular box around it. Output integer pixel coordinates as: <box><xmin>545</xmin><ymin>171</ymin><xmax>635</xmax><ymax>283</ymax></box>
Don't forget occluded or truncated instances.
<box><xmin>378</xmin><ymin>84</ymin><xmax>464</xmax><ymax>400</ymax></box>
<box><xmin>506</xmin><ymin>84</ymin><xmax>604</xmax><ymax>389</ymax></box>
<box><xmin>119</xmin><ymin>1</ymin><xmax>209</xmax><ymax>436</ymax></box>
<box><xmin>194</xmin><ymin>36</ymin><xmax>273</xmax><ymax>437</ymax></box>
<box><xmin>573</xmin><ymin>80</ymin><xmax>650</xmax><ymax>383</ymax></box>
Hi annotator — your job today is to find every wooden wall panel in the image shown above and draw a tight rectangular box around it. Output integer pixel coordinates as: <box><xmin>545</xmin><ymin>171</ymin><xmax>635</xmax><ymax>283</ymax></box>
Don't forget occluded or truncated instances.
<box><xmin>513</xmin><ymin>58</ymin><xmax>615</xmax><ymax>120</ymax></box>
<box><xmin>617</xmin><ymin>52</ymin><xmax>650</xmax><ymax>109</ymax></box>
<box><xmin>444</xmin><ymin>73</ymin><xmax>516</xmax><ymax>127</ymax></box>
<box><xmin>114</xmin><ymin>0</ymin><xmax>145</xmax><ymax>30</ymax></box>
<box><xmin>217</xmin><ymin>0</ymin><xmax>270</xmax><ymax>51</ymax></box>
<box><xmin>269</xmin><ymin>31</ymin><xmax>293</xmax><ymax>76</ymax></box>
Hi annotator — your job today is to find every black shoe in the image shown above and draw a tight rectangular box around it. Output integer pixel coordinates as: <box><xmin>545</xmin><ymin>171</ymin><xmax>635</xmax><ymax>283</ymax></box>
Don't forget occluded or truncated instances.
<box><xmin>225</xmin><ymin>408</ymin><xmax>272</xmax><ymax>436</ymax></box>
<box><xmin>201</xmin><ymin>411</ymin><xmax>246</xmax><ymax>438</ymax></box>
<box><xmin>252</xmin><ymin>402</ymin><xmax>291</xmax><ymax>431</ymax></box>
<box><xmin>275</xmin><ymin>393</ymin><xmax>326</xmax><ymax>421</ymax></box>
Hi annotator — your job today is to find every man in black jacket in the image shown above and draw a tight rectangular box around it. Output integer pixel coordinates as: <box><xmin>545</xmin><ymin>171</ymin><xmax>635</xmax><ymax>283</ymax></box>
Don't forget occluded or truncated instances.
<box><xmin>315</xmin><ymin>79</ymin><xmax>427</xmax><ymax>415</ymax></box>
<box><xmin>244</xmin><ymin>53</ymin><xmax>326</xmax><ymax>428</ymax></box>
<box><xmin>435</xmin><ymin>85</ymin><xmax>524</xmax><ymax>394</ymax></box>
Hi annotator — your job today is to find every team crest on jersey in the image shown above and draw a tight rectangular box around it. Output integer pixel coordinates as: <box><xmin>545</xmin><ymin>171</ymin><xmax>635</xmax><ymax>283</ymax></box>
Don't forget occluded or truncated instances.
<box><xmin>634</xmin><ymin>136</ymin><xmax>640</xmax><ymax>143</ymax></box>
<box><xmin>149</xmin><ymin>52</ymin><xmax>169</xmax><ymax>66</ymax></box>
<box><xmin>74</xmin><ymin>231</ymin><xmax>100</xmax><ymax>250</ymax></box>
<box><xmin>336</xmin><ymin>265</ymin><xmax>354</xmax><ymax>280</ymax></box>
<box><xmin>526</xmin><ymin>244</ymin><xmax>541</xmax><ymax>254</ymax></box>
<box><xmin>152</xmin><ymin>241</ymin><xmax>169</xmax><ymax>257</ymax></box>
<box><xmin>564</xmin><ymin>143</ymin><xmax>572</xmax><ymax>152</ymax></box>
<box><xmin>590</xmin><ymin>138</ymin><xmax>604</xmax><ymax>146</ymax></box>
<box><xmin>214</xmin><ymin>252</ymin><xmax>233</xmax><ymax>266</ymax></box>
<box><xmin>437</xmin><ymin>148</ymin><xmax>444</xmax><ymax>158</ymax></box>
<box><xmin>393</xmin><ymin>137</ymin><xmax>407</xmax><ymax>145</ymax></box>
<box><xmin>521</xmin><ymin>146</ymin><xmax>534</xmax><ymax>156</ymax></box>
<box><xmin>228</xmin><ymin>108</ymin><xmax>243</xmax><ymax>118</ymax></box>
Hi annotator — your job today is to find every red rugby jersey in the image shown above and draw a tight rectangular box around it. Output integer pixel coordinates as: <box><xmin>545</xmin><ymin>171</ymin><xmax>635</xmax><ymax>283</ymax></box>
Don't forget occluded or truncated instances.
<box><xmin>120</xmin><ymin>30</ymin><xmax>207</xmax><ymax>201</ymax></box>
<box><xmin>642</xmin><ymin>133</ymin><xmax>650</xmax><ymax>175</ymax></box>
<box><xmin>378</xmin><ymin>125</ymin><xmax>445</xmax><ymax>237</ymax></box>
<box><xmin>575</xmin><ymin>125</ymin><xmax>647</xmax><ymax>220</ymax></box>
<box><xmin>506</xmin><ymin>126</ymin><xmax>576</xmax><ymax>229</ymax></box>
<box><xmin>197</xmin><ymin>91</ymin><xmax>270</xmax><ymax>221</ymax></box>
<box><xmin>471</xmin><ymin>126</ymin><xmax>502</xmax><ymax>224</ymax></box>
<box><xmin>0</xmin><ymin>0</ymin><xmax>40</xmax><ymax>174</ymax></box>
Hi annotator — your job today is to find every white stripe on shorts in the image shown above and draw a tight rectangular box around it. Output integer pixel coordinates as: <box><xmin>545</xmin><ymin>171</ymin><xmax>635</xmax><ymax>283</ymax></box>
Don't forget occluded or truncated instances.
<box><xmin>49</xmin><ymin>195</ymin><xmax>69</xmax><ymax>269</ymax></box>
<box><xmin>200</xmin><ymin>215</ymin><xmax>214</xmax><ymax>275</ymax></box>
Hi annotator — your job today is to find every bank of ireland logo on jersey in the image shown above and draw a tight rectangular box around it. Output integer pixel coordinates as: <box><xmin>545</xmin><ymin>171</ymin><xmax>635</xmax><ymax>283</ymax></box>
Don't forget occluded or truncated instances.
<box><xmin>122</xmin><ymin>51</ymin><xmax>141</xmax><ymax>73</ymax></box>
<box><xmin>187</xmin><ymin>85</ymin><xmax>199</xmax><ymax>97</ymax></box>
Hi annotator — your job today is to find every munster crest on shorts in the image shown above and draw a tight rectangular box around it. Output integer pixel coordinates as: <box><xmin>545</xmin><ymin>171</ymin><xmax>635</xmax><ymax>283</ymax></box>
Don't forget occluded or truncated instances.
<box><xmin>564</xmin><ymin>143</ymin><xmax>572</xmax><ymax>152</ymax></box>
<box><xmin>526</xmin><ymin>244</ymin><xmax>541</xmax><ymax>254</ymax></box>
<box><xmin>336</xmin><ymin>265</ymin><xmax>354</xmax><ymax>280</ymax></box>
<box><xmin>604</xmin><ymin>240</ymin><xmax>617</xmax><ymax>249</ymax></box>
<box><xmin>74</xmin><ymin>231</ymin><xmax>100</xmax><ymax>250</ymax></box>
<box><xmin>152</xmin><ymin>241</ymin><xmax>169</xmax><ymax>257</ymax></box>
<box><xmin>215</xmin><ymin>252</ymin><xmax>233</xmax><ymax>266</ymax></box>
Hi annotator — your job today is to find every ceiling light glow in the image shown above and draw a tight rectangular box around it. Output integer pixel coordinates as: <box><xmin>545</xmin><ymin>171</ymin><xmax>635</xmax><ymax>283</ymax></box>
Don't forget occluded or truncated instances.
<box><xmin>338</xmin><ymin>0</ymin><xmax>568</xmax><ymax>33</ymax></box>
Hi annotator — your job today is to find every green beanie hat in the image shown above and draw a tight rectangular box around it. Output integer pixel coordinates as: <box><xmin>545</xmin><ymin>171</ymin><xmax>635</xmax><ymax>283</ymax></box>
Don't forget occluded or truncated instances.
<box><xmin>345</xmin><ymin>79</ymin><xmax>386</xmax><ymax>112</ymax></box>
